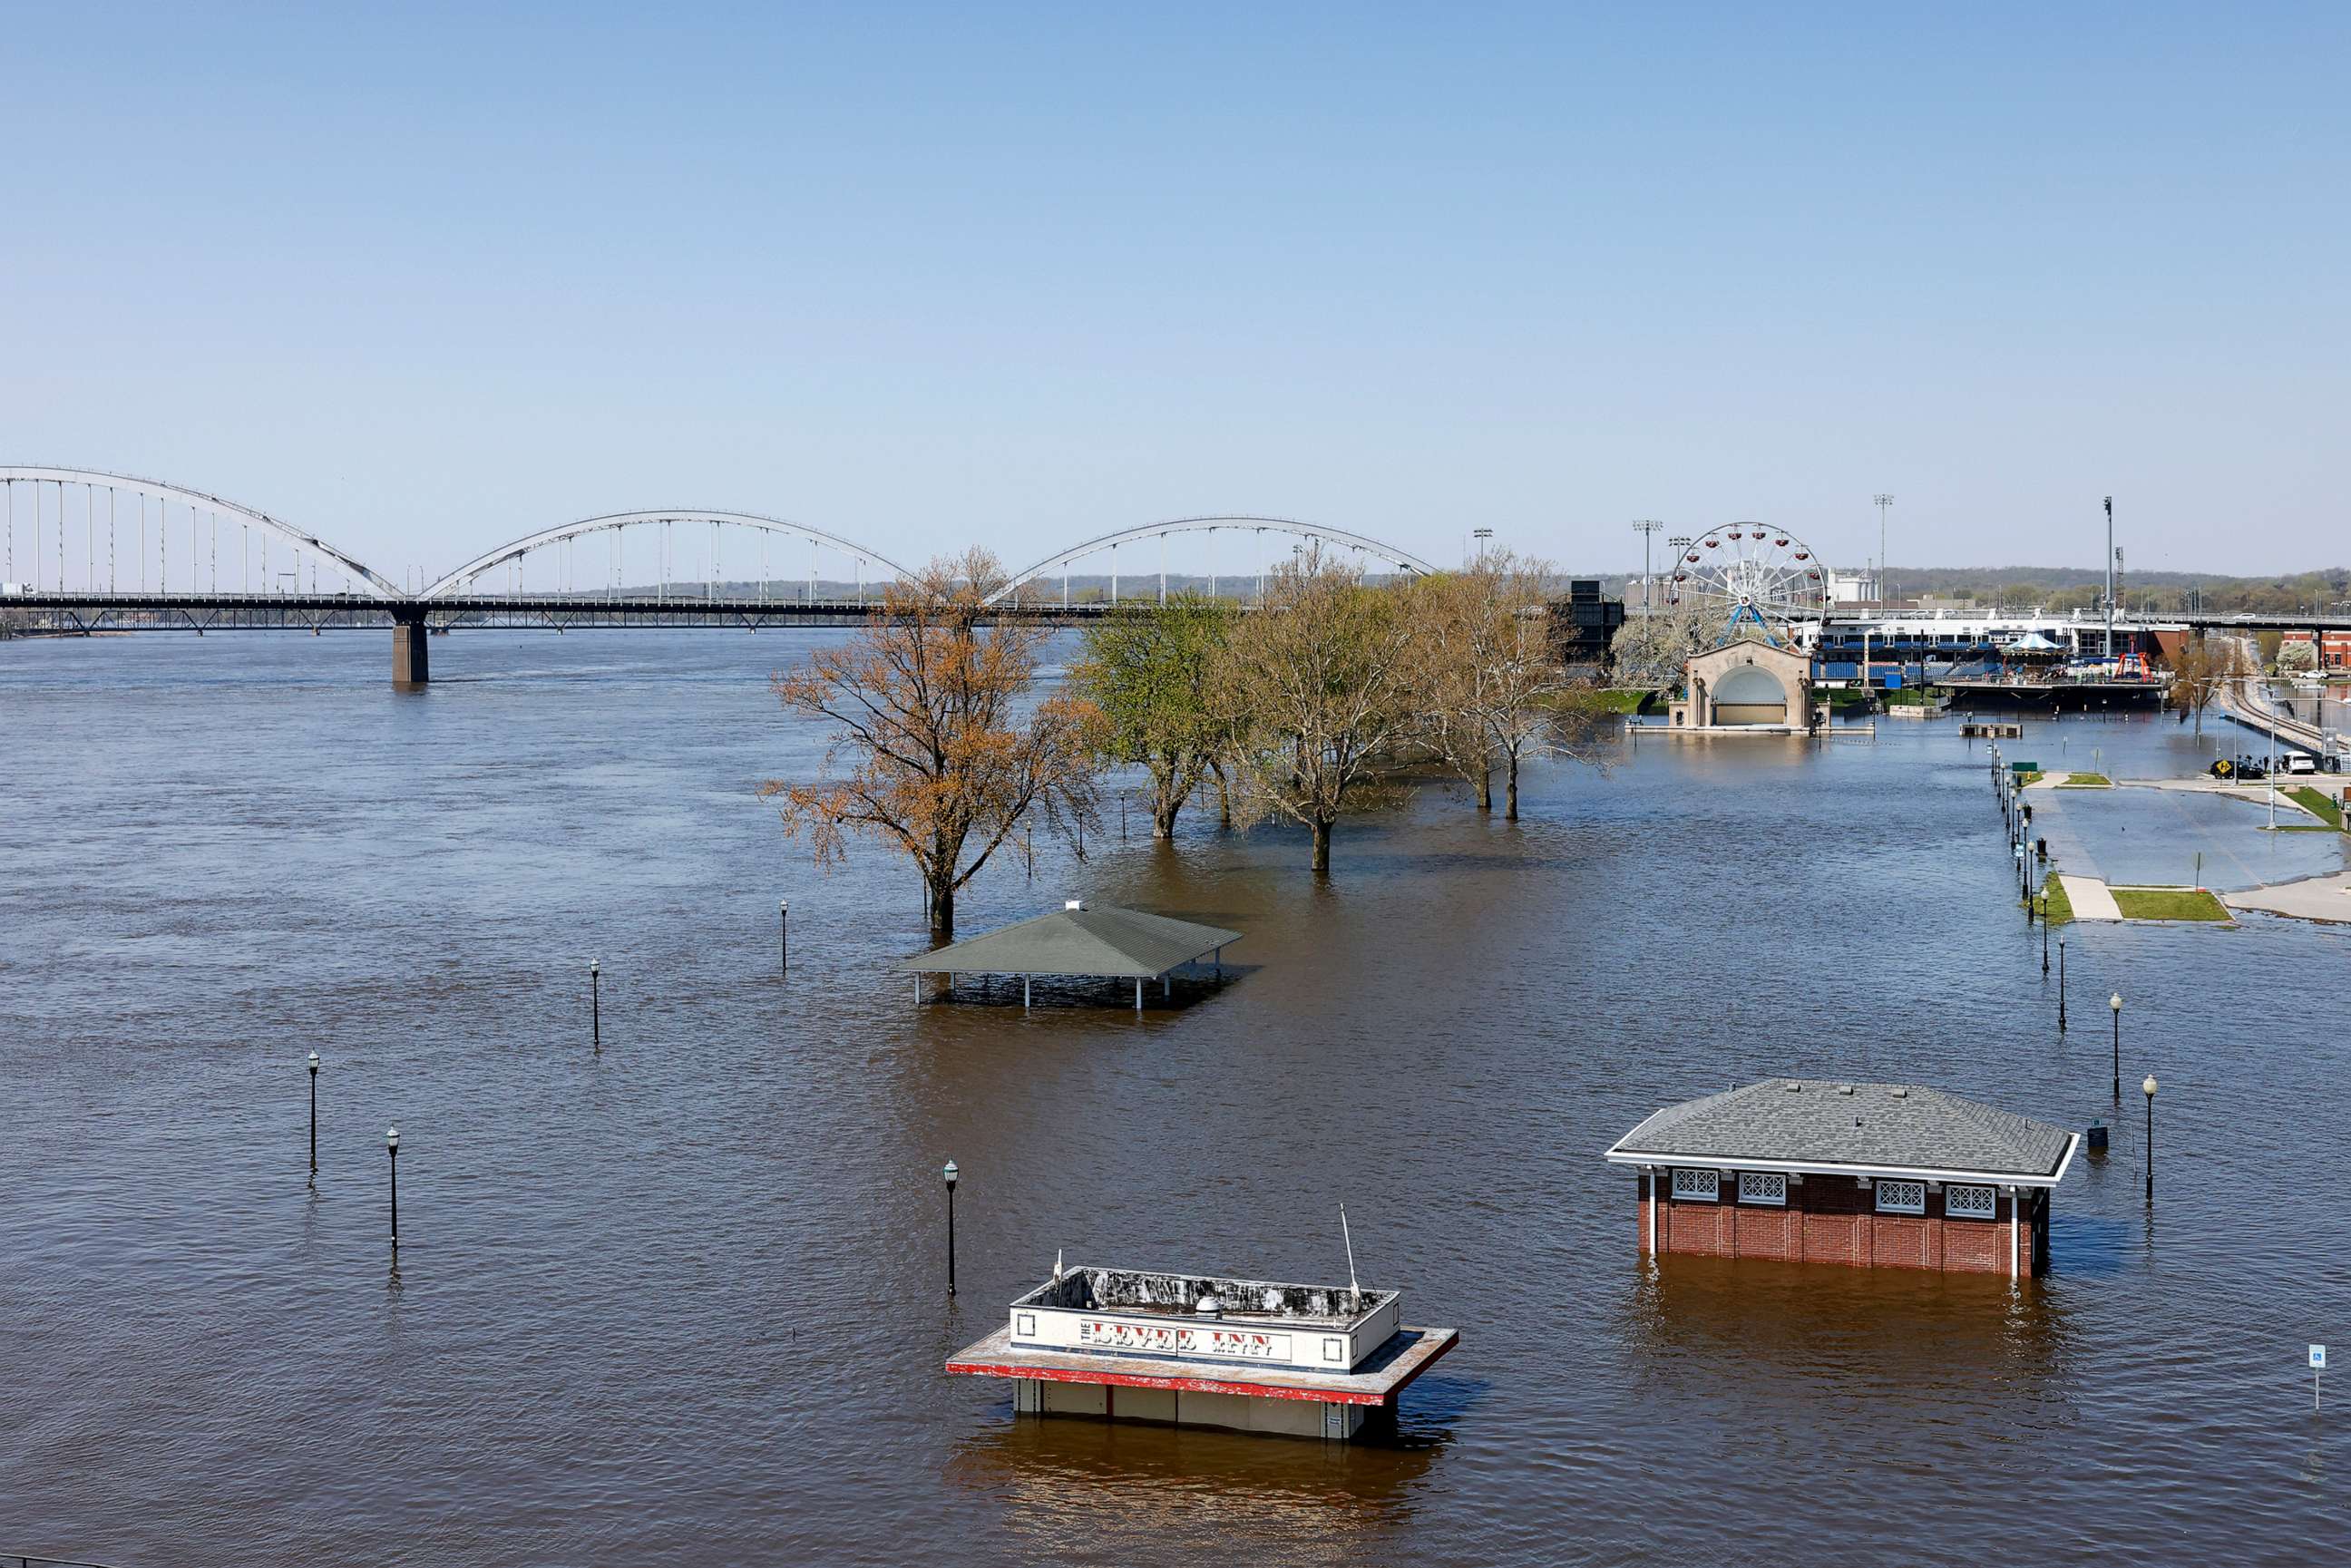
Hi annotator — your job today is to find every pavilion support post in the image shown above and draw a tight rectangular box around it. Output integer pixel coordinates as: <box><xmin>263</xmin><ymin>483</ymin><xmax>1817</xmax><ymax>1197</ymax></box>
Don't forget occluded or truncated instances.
<box><xmin>1023</xmin><ymin>976</ymin><xmax>1031</xmax><ymax>1010</ymax></box>
<box><xmin>1134</xmin><ymin>979</ymin><xmax>1142</xmax><ymax>1014</ymax></box>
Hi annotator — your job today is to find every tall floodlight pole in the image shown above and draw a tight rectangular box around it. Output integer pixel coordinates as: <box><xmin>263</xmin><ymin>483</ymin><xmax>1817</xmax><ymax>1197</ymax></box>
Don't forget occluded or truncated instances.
<box><xmin>2103</xmin><ymin>496</ymin><xmax>2115</xmax><ymax>659</ymax></box>
<box><xmin>1472</xmin><ymin>527</ymin><xmax>1494</xmax><ymax>565</ymax></box>
<box><xmin>1873</xmin><ymin>495</ymin><xmax>1894</xmax><ymax>604</ymax></box>
<box><xmin>1632</xmin><ymin>521</ymin><xmax>1663</xmax><ymax>615</ymax></box>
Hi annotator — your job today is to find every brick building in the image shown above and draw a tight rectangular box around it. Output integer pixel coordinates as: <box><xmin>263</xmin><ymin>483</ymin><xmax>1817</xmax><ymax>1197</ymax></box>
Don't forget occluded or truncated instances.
<box><xmin>2281</xmin><ymin>628</ymin><xmax>2351</xmax><ymax>670</ymax></box>
<box><xmin>1605</xmin><ymin>1079</ymin><xmax>2079</xmax><ymax>1279</ymax></box>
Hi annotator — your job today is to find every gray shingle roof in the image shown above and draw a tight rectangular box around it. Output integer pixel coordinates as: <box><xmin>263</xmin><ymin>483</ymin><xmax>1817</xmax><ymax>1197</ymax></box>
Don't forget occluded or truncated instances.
<box><xmin>1607</xmin><ymin>1079</ymin><xmax>2074</xmax><ymax>1181</ymax></box>
<box><xmin>897</xmin><ymin>903</ymin><xmax>1242</xmax><ymax>979</ymax></box>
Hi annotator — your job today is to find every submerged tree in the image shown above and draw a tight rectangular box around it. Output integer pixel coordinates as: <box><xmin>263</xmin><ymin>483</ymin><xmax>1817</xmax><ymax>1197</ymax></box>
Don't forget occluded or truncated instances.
<box><xmin>760</xmin><ymin>550</ymin><xmax>1098</xmax><ymax>939</ymax></box>
<box><xmin>2166</xmin><ymin>634</ymin><xmax>2243</xmax><ymax>735</ymax></box>
<box><xmin>1413</xmin><ymin>552</ymin><xmax>1606</xmax><ymax>820</ymax></box>
<box><xmin>1072</xmin><ymin>593</ymin><xmax>1236</xmax><ymax>839</ymax></box>
<box><xmin>1215</xmin><ymin>547</ymin><xmax>1419</xmax><ymax>874</ymax></box>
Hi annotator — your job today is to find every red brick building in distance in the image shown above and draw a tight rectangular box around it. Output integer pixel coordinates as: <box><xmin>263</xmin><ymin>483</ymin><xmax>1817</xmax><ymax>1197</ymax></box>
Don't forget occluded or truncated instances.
<box><xmin>1605</xmin><ymin>1080</ymin><xmax>2080</xmax><ymax>1279</ymax></box>
<box><xmin>2281</xmin><ymin>628</ymin><xmax>2351</xmax><ymax>671</ymax></box>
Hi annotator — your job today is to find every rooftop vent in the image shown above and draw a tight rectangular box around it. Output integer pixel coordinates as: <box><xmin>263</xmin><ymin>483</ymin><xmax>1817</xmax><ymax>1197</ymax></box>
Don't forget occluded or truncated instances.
<box><xmin>1838</xmin><ymin>1084</ymin><xmax>1856</xmax><ymax>1096</ymax></box>
<box><xmin>1064</xmin><ymin>899</ymin><xmax>1086</xmax><ymax>911</ymax></box>
<box><xmin>1784</xmin><ymin>1081</ymin><xmax>1803</xmax><ymax>1093</ymax></box>
<box><xmin>1889</xmin><ymin>1086</ymin><xmax>1909</xmax><ymax>1098</ymax></box>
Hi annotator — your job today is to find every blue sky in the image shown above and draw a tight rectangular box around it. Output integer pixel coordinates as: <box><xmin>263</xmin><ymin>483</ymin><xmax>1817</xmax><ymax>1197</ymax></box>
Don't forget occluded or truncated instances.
<box><xmin>4</xmin><ymin>2</ymin><xmax>2344</xmax><ymax>579</ymax></box>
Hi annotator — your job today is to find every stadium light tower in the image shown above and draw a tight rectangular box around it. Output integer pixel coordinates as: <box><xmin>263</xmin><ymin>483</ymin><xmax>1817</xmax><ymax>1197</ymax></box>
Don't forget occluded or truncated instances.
<box><xmin>1873</xmin><ymin>494</ymin><xmax>1894</xmax><ymax>603</ymax></box>
<box><xmin>1632</xmin><ymin>521</ymin><xmax>1664</xmax><ymax>615</ymax></box>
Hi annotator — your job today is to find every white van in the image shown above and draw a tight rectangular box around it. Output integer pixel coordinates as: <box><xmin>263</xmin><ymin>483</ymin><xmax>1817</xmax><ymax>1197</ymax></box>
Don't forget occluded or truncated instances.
<box><xmin>2281</xmin><ymin>752</ymin><xmax>2319</xmax><ymax>775</ymax></box>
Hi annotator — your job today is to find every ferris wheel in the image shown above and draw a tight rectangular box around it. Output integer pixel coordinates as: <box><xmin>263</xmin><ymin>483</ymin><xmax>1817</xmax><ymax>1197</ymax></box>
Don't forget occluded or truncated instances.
<box><xmin>1665</xmin><ymin>523</ymin><xmax>1829</xmax><ymax>646</ymax></box>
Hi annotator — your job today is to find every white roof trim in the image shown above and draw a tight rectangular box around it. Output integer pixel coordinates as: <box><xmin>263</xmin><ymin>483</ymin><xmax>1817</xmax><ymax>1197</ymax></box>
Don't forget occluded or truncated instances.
<box><xmin>1603</xmin><ymin>1132</ymin><xmax>2080</xmax><ymax>1190</ymax></box>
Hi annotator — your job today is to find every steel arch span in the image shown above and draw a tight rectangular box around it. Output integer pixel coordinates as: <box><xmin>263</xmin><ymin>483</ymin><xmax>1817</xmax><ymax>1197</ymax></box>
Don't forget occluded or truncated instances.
<box><xmin>419</xmin><ymin>510</ymin><xmax>914</xmax><ymax>599</ymax></box>
<box><xmin>0</xmin><ymin>464</ymin><xmax>401</xmax><ymax>599</ymax></box>
<box><xmin>987</xmin><ymin>515</ymin><xmax>1441</xmax><ymax>604</ymax></box>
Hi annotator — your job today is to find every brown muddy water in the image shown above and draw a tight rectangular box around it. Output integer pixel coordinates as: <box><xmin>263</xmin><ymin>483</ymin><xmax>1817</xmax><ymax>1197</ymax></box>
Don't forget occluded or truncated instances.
<box><xmin>2</xmin><ymin>631</ymin><xmax>2345</xmax><ymax>1566</ymax></box>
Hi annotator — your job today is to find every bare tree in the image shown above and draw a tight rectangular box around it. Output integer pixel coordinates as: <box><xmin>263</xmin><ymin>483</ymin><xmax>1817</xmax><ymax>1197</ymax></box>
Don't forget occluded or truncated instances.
<box><xmin>1215</xmin><ymin>547</ymin><xmax>1419</xmax><ymax>874</ymax></box>
<box><xmin>2167</xmin><ymin>635</ymin><xmax>2243</xmax><ymax>735</ymax></box>
<box><xmin>759</xmin><ymin>550</ymin><xmax>1098</xmax><ymax>938</ymax></box>
<box><xmin>1609</xmin><ymin>598</ymin><xmax>1712</xmax><ymax>688</ymax></box>
<box><xmin>1411</xmin><ymin>553</ymin><xmax>1607</xmax><ymax>819</ymax></box>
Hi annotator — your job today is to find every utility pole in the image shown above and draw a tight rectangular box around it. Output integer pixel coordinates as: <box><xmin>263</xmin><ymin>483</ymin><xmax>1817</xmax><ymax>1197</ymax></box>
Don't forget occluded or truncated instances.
<box><xmin>1632</xmin><ymin>521</ymin><xmax>1663</xmax><ymax>616</ymax></box>
<box><xmin>2103</xmin><ymin>496</ymin><xmax>2114</xmax><ymax>660</ymax></box>
<box><xmin>1873</xmin><ymin>495</ymin><xmax>1894</xmax><ymax>605</ymax></box>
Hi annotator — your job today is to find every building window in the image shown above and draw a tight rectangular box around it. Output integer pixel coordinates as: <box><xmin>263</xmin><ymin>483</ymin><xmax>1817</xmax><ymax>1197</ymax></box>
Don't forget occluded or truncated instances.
<box><xmin>1875</xmin><ymin>1179</ymin><xmax>1926</xmax><ymax>1215</ymax></box>
<box><xmin>1944</xmin><ymin>1183</ymin><xmax>1998</xmax><ymax>1221</ymax></box>
<box><xmin>1671</xmin><ymin>1168</ymin><xmax>1720</xmax><ymax>1202</ymax></box>
<box><xmin>1738</xmin><ymin>1171</ymin><xmax>1787</xmax><ymax>1206</ymax></box>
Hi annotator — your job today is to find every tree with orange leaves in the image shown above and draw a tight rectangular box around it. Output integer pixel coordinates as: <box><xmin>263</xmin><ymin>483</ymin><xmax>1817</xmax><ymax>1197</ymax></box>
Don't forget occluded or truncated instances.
<box><xmin>759</xmin><ymin>549</ymin><xmax>1099</xmax><ymax>939</ymax></box>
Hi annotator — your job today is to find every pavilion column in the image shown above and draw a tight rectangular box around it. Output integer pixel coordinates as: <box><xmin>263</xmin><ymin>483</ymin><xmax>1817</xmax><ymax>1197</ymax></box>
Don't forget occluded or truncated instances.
<box><xmin>1023</xmin><ymin>976</ymin><xmax>1031</xmax><ymax>1010</ymax></box>
<box><xmin>1135</xmin><ymin>979</ymin><xmax>1142</xmax><ymax>1014</ymax></box>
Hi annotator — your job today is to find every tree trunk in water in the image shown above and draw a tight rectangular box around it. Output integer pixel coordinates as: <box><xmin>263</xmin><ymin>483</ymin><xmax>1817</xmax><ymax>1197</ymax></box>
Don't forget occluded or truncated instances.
<box><xmin>1154</xmin><ymin>798</ymin><xmax>1180</xmax><ymax>839</ymax></box>
<box><xmin>1310</xmin><ymin>816</ymin><xmax>1333</xmax><ymax>875</ymax></box>
<box><xmin>1505</xmin><ymin>752</ymin><xmax>1521</xmax><ymax>821</ymax></box>
<box><xmin>929</xmin><ymin>878</ymin><xmax>956</xmax><ymax>939</ymax></box>
<box><xmin>1475</xmin><ymin>761</ymin><xmax>1491</xmax><ymax>811</ymax></box>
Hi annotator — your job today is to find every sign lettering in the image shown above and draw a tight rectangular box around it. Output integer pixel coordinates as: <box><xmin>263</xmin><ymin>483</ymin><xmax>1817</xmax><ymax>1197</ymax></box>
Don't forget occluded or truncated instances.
<box><xmin>1076</xmin><ymin>1319</ymin><xmax>1294</xmax><ymax>1361</ymax></box>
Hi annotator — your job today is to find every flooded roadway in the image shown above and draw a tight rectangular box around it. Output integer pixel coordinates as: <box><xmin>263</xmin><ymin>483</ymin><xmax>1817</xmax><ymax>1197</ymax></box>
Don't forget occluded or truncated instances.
<box><xmin>1</xmin><ymin>631</ymin><xmax>2345</xmax><ymax>1565</ymax></box>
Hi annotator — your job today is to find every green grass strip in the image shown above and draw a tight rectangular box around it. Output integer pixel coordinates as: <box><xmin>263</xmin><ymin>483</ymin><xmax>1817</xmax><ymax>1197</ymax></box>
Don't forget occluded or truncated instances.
<box><xmin>2111</xmin><ymin>887</ymin><xmax>2230</xmax><ymax>921</ymax></box>
<box><xmin>2033</xmin><ymin>874</ymin><xmax>2075</xmax><ymax>925</ymax></box>
<box><xmin>2058</xmin><ymin>773</ymin><xmax>2112</xmax><ymax>787</ymax></box>
<box><xmin>2287</xmin><ymin>785</ymin><xmax>2344</xmax><ymax>829</ymax></box>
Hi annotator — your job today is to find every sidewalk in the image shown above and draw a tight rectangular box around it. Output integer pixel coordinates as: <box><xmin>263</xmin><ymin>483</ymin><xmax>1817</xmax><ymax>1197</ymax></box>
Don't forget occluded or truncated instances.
<box><xmin>2054</xmin><ymin>872</ymin><xmax>2123</xmax><ymax>921</ymax></box>
<box><xmin>2226</xmin><ymin>870</ymin><xmax>2351</xmax><ymax>924</ymax></box>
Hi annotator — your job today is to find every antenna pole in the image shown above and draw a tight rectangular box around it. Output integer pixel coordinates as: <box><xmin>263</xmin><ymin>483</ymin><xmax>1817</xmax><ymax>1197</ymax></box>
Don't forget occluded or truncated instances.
<box><xmin>1341</xmin><ymin>1203</ymin><xmax>1361</xmax><ymax>1299</ymax></box>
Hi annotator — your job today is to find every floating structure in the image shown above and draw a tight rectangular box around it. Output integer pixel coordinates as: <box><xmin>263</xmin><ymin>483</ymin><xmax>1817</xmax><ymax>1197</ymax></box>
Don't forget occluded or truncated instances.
<box><xmin>899</xmin><ymin>901</ymin><xmax>1241</xmax><ymax>1012</ymax></box>
<box><xmin>946</xmin><ymin>1262</ymin><xmax>1458</xmax><ymax>1439</ymax></box>
<box><xmin>1605</xmin><ymin>1080</ymin><xmax>2079</xmax><ymax>1279</ymax></box>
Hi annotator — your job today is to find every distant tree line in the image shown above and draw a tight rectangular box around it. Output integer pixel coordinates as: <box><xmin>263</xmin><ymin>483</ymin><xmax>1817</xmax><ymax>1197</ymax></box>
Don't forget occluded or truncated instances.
<box><xmin>761</xmin><ymin>548</ymin><xmax>1607</xmax><ymax>935</ymax></box>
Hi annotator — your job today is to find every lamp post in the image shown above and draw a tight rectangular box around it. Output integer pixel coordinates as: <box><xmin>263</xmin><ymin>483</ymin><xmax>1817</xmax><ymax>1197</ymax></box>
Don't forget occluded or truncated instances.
<box><xmin>590</xmin><ymin>959</ymin><xmax>600</xmax><ymax>1053</ymax></box>
<box><xmin>942</xmin><ymin>1159</ymin><xmax>959</xmax><ymax>1297</ymax></box>
<box><xmin>307</xmin><ymin>1051</ymin><xmax>319</xmax><ymax>1177</ymax></box>
<box><xmin>386</xmin><ymin>1126</ymin><xmax>400</xmax><ymax>1253</ymax></box>
<box><xmin>2057</xmin><ymin>941</ymin><xmax>2068</xmax><ymax>1030</ymax></box>
<box><xmin>2040</xmin><ymin>897</ymin><xmax>2050</xmax><ymax>972</ymax></box>
<box><xmin>2110</xmin><ymin>992</ymin><xmax>2123</xmax><ymax>1099</ymax></box>
<box><xmin>779</xmin><ymin>901</ymin><xmax>789</xmax><ymax>974</ymax></box>
<box><xmin>2141</xmin><ymin>1075</ymin><xmax>2158</xmax><ymax>1202</ymax></box>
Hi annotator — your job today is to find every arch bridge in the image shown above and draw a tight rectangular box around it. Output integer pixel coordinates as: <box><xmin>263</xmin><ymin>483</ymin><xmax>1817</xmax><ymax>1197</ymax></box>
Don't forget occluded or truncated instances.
<box><xmin>1</xmin><ymin>467</ymin><xmax>1451</xmax><ymax>686</ymax></box>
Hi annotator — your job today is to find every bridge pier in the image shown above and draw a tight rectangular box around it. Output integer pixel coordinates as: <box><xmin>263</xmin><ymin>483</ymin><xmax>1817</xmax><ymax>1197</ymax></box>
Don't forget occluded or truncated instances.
<box><xmin>392</xmin><ymin>612</ymin><xmax>430</xmax><ymax>687</ymax></box>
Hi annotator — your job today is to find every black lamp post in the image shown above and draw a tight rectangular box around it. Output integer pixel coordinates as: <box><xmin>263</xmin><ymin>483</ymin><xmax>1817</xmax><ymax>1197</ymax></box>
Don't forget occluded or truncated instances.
<box><xmin>943</xmin><ymin>1159</ymin><xmax>959</xmax><ymax>1297</ymax></box>
<box><xmin>590</xmin><ymin>959</ymin><xmax>600</xmax><ymax>1054</ymax></box>
<box><xmin>2040</xmin><ymin>898</ymin><xmax>2050</xmax><ymax>972</ymax></box>
<box><xmin>386</xmin><ymin>1125</ymin><xmax>400</xmax><ymax>1253</ymax></box>
<box><xmin>307</xmin><ymin>1051</ymin><xmax>320</xmax><ymax>1177</ymax></box>
<box><xmin>2110</xmin><ymin>992</ymin><xmax>2123</xmax><ymax>1098</ymax></box>
<box><xmin>2142</xmin><ymin>1076</ymin><xmax>2158</xmax><ymax>1201</ymax></box>
<box><xmin>2058</xmin><ymin>940</ymin><xmax>2068</xmax><ymax>1030</ymax></box>
<box><xmin>779</xmin><ymin>901</ymin><xmax>789</xmax><ymax>974</ymax></box>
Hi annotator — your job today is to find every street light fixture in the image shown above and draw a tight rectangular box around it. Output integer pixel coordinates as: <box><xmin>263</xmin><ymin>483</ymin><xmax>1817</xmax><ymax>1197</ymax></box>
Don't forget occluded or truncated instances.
<box><xmin>386</xmin><ymin>1126</ymin><xmax>401</xmax><ymax>1253</ymax></box>
<box><xmin>590</xmin><ymin>959</ymin><xmax>600</xmax><ymax>1054</ymax></box>
<box><xmin>943</xmin><ymin>1159</ymin><xmax>959</xmax><ymax>1297</ymax></box>
<box><xmin>2141</xmin><ymin>1076</ymin><xmax>2158</xmax><ymax>1201</ymax></box>
<box><xmin>307</xmin><ymin>1051</ymin><xmax>320</xmax><ymax>1177</ymax></box>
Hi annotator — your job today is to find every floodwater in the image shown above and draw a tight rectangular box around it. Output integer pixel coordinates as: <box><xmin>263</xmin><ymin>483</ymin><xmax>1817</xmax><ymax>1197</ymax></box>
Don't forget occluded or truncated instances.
<box><xmin>1</xmin><ymin>631</ymin><xmax>2346</xmax><ymax>1568</ymax></box>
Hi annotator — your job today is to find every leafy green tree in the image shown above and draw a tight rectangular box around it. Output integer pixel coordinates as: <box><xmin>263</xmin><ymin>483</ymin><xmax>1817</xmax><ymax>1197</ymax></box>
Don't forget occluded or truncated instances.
<box><xmin>1072</xmin><ymin>593</ymin><xmax>1236</xmax><ymax>839</ymax></box>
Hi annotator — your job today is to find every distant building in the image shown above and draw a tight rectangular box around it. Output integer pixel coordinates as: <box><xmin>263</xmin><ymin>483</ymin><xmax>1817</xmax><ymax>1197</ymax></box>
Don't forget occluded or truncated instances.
<box><xmin>1550</xmin><ymin>579</ymin><xmax>1624</xmax><ymax>673</ymax></box>
<box><xmin>2282</xmin><ymin>629</ymin><xmax>2351</xmax><ymax>670</ymax></box>
<box><xmin>1827</xmin><ymin>570</ymin><xmax>1879</xmax><ymax>605</ymax></box>
<box><xmin>1604</xmin><ymin>1079</ymin><xmax>2079</xmax><ymax>1279</ymax></box>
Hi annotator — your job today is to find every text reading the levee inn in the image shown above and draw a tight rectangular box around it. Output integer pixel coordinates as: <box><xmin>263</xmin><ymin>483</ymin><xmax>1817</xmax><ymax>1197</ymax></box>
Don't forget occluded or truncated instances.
<box><xmin>1078</xmin><ymin>1320</ymin><xmax>1294</xmax><ymax>1360</ymax></box>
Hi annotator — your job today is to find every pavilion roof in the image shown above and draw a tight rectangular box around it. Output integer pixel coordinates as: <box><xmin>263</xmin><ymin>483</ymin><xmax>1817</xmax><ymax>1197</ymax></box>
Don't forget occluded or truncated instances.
<box><xmin>1605</xmin><ymin>1079</ymin><xmax>2076</xmax><ymax>1183</ymax></box>
<box><xmin>896</xmin><ymin>902</ymin><xmax>1242</xmax><ymax>979</ymax></box>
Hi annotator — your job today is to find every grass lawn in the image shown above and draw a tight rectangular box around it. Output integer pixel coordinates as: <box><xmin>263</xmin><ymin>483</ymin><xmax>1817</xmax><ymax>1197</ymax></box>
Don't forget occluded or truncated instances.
<box><xmin>2112</xmin><ymin>886</ymin><xmax>2230</xmax><ymax>921</ymax></box>
<box><xmin>2034</xmin><ymin>874</ymin><xmax>2075</xmax><ymax>925</ymax></box>
<box><xmin>2288</xmin><ymin>785</ymin><xmax>2344</xmax><ymax>829</ymax></box>
<box><xmin>2058</xmin><ymin>773</ymin><xmax>2112</xmax><ymax>787</ymax></box>
<box><xmin>1587</xmin><ymin>688</ymin><xmax>1652</xmax><ymax>715</ymax></box>
<box><xmin>2014</xmin><ymin>769</ymin><xmax>2044</xmax><ymax>785</ymax></box>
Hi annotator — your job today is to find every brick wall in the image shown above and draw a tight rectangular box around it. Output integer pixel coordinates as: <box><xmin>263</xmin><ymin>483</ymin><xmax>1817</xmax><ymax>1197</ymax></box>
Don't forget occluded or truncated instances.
<box><xmin>1643</xmin><ymin>1167</ymin><xmax>2047</xmax><ymax>1275</ymax></box>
